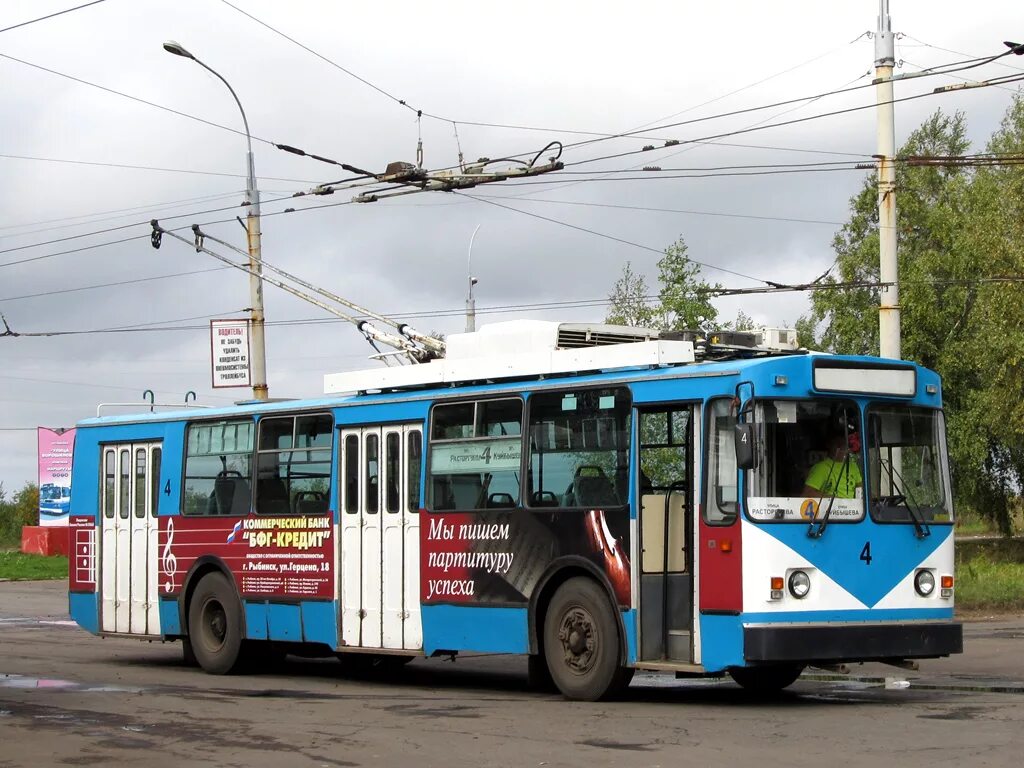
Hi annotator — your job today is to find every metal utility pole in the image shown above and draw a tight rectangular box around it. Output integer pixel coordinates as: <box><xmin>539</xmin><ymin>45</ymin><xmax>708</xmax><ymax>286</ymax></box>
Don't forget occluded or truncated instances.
<box><xmin>163</xmin><ymin>41</ymin><xmax>269</xmax><ymax>399</ymax></box>
<box><xmin>875</xmin><ymin>1</ymin><xmax>901</xmax><ymax>360</ymax></box>
<box><xmin>466</xmin><ymin>225</ymin><xmax>481</xmax><ymax>333</ymax></box>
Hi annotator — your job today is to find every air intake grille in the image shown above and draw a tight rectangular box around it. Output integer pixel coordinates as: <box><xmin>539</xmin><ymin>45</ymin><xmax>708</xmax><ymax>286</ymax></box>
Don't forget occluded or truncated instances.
<box><xmin>556</xmin><ymin>324</ymin><xmax>659</xmax><ymax>348</ymax></box>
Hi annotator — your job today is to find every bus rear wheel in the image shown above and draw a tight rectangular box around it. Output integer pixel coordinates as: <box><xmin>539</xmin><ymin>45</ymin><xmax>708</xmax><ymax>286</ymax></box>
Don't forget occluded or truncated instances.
<box><xmin>543</xmin><ymin>577</ymin><xmax>632</xmax><ymax>701</ymax></box>
<box><xmin>729</xmin><ymin>664</ymin><xmax>804</xmax><ymax>694</ymax></box>
<box><xmin>188</xmin><ymin>572</ymin><xmax>244</xmax><ymax>675</ymax></box>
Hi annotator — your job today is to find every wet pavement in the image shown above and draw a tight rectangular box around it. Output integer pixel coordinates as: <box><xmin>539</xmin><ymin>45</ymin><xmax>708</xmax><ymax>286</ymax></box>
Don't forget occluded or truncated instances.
<box><xmin>1</xmin><ymin>580</ymin><xmax>1023</xmax><ymax>767</ymax></box>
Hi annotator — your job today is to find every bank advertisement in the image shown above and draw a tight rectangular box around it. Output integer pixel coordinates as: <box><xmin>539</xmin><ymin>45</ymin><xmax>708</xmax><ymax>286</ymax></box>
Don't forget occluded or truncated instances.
<box><xmin>37</xmin><ymin>427</ymin><xmax>75</xmax><ymax>526</ymax></box>
<box><xmin>159</xmin><ymin>514</ymin><xmax>334</xmax><ymax>599</ymax></box>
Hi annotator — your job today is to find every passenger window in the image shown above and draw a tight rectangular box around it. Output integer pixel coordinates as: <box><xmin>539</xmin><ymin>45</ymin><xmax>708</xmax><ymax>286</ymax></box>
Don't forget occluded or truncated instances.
<box><xmin>103</xmin><ymin>450</ymin><xmax>115</xmax><ymax>519</ymax></box>
<box><xmin>256</xmin><ymin>413</ymin><xmax>333</xmax><ymax>516</ymax></box>
<box><xmin>344</xmin><ymin>435</ymin><xmax>359</xmax><ymax>514</ymax></box>
<box><xmin>427</xmin><ymin>398</ymin><xmax>523</xmax><ymax>511</ymax></box>
<box><xmin>150</xmin><ymin>447</ymin><xmax>162</xmax><ymax>518</ymax></box>
<box><xmin>407</xmin><ymin>430</ymin><xmax>422</xmax><ymax>513</ymax></box>
<box><xmin>386</xmin><ymin>432</ymin><xmax>400</xmax><ymax>513</ymax></box>
<box><xmin>527</xmin><ymin>387</ymin><xmax>631</xmax><ymax>508</ymax></box>
<box><xmin>705</xmin><ymin>399</ymin><xmax>738</xmax><ymax>525</ymax></box>
<box><xmin>134</xmin><ymin>448</ymin><xmax>147</xmax><ymax>518</ymax></box>
<box><xmin>183</xmin><ymin>420</ymin><xmax>254</xmax><ymax>516</ymax></box>
<box><xmin>119</xmin><ymin>449</ymin><xmax>130</xmax><ymax>519</ymax></box>
<box><xmin>366</xmin><ymin>434</ymin><xmax>379</xmax><ymax>514</ymax></box>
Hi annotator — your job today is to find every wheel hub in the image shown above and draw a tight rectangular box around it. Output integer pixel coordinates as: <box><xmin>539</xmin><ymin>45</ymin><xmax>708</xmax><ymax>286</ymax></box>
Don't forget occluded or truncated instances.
<box><xmin>557</xmin><ymin>607</ymin><xmax>597</xmax><ymax>673</ymax></box>
<box><xmin>202</xmin><ymin>600</ymin><xmax>227</xmax><ymax>649</ymax></box>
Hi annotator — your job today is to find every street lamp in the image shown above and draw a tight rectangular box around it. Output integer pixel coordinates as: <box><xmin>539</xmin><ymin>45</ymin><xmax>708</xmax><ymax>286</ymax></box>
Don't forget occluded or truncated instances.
<box><xmin>466</xmin><ymin>224</ymin><xmax>481</xmax><ymax>333</ymax></box>
<box><xmin>163</xmin><ymin>40</ymin><xmax>269</xmax><ymax>400</ymax></box>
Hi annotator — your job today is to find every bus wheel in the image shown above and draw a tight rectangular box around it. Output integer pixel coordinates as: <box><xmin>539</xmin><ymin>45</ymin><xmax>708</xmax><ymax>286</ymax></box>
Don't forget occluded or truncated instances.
<box><xmin>729</xmin><ymin>664</ymin><xmax>804</xmax><ymax>694</ymax></box>
<box><xmin>544</xmin><ymin>577</ymin><xmax>631</xmax><ymax>701</ymax></box>
<box><xmin>181</xmin><ymin>637</ymin><xmax>198</xmax><ymax>667</ymax></box>
<box><xmin>187</xmin><ymin>573</ymin><xmax>243</xmax><ymax>675</ymax></box>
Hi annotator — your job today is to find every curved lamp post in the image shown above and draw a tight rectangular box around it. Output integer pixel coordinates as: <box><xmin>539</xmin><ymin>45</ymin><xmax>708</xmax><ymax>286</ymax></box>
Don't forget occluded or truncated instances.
<box><xmin>163</xmin><ymin>40</ymin><xmax>268</xmax><ymax>400</ymax></box>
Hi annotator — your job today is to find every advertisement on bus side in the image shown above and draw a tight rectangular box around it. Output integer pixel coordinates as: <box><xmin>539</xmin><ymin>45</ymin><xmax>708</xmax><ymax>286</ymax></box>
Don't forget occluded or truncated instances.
<box><xmin>421</xmin><ymin>508</ymin><xmax>631</xmax><ymax>607</ymax></box>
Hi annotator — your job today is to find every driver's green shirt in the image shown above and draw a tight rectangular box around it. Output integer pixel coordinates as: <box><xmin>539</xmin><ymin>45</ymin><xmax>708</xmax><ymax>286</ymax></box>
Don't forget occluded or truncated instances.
<box><xmin>805</xmin><ymin>457</ymin><xmax>862</xmax><ymax>499</ymax></box>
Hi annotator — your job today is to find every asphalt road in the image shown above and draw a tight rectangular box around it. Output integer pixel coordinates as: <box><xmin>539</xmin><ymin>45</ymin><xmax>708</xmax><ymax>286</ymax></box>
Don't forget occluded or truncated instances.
<box><xmin>1</xmin><ymin>581</ymin><xmax>1022</xmax><ymax>767</ymax></box>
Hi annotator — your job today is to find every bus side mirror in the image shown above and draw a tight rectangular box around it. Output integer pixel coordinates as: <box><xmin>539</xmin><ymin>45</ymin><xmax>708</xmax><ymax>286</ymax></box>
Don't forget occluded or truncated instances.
<box><xmin>734</xmin><ymin>423</ymin><xmax>756</xmax><ymax>470</ymax></box>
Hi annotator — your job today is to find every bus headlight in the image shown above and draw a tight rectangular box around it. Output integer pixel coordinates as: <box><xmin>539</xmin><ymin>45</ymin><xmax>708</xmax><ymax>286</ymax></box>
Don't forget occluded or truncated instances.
<box><xmin>914</xmin><ymin>569</ymin><xmax>936</xmax><ymax>597</ymax></box>
<box><xmin>788</xmin><ymin>570</ymin><xmax>811</xmax><ymax>599</ymax></box>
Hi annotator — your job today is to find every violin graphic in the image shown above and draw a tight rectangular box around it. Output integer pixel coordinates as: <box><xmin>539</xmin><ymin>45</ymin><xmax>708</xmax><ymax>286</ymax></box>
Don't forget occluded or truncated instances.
<box><xmin>584</xmin><ymin>509</ymin><xmax>631</xmax><ymax>606</ymax></box>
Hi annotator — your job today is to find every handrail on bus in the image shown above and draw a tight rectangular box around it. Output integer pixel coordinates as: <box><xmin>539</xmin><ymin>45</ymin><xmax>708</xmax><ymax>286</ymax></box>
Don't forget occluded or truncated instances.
<box><xmin>96</xmin><ymin>402</ymin><xmax>214</xmax><ymax>417</ymax></box>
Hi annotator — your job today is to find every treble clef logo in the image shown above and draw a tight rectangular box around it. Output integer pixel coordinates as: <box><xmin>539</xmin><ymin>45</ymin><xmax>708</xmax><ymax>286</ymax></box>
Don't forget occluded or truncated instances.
<box><xmin>161</xmin><ymin>518</ymin><xmax>178</xmax><ymax>592</ymax></box>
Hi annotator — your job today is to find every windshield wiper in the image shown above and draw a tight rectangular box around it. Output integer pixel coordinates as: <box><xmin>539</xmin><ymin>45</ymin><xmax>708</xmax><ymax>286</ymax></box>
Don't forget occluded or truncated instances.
<box><xmin>883</xmin><ymin>463</ymin><xmax>931</xmax><ymax>539</ymax></box>
<box><xmin>807</xmin><ymin>453</ymin><xmax>853</xmax><ymax>539</ymax></box>
<box><xmin>807</xmin><ymin>490</ymin><xmax>838</xmax><ymax>539</ymax></box>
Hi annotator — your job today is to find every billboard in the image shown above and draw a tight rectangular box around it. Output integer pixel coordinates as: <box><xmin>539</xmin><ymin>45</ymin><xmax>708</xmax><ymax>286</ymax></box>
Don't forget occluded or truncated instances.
<box><xmin>37</xmin><ymin>427</ymin><xmax>76</xmax><ymax>527</ymax></box>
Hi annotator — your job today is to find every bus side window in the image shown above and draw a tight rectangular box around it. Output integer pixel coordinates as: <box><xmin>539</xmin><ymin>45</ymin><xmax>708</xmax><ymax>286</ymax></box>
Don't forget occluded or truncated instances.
<box><xmin>344</xmin><ymin>435</ymin><xmax>359</xmax><ymax>514</ymax></box>
<box><xmin>407</xmin><ymin>430</ymin><xmax>422</xmax><ymax>513</ymax></box>
<box><xmin>183</xmin><ymin>420</ymin><xmax>254</xmax><ymax>516</ymax></box>
<box><xmin>704</xmin><ymin>398</ymin><xmax>738</xmax><ymax>525</ymax></box>
<box><xmin>103</xmin><ymin>449</ymin><xmax>116</xmax><ymax>519</ymax></box>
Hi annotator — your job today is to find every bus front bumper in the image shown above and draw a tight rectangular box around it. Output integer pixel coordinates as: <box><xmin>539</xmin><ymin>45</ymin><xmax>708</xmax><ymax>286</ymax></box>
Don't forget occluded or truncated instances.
<box><xmin>743</xmin><ymin>621</ymin><xmax>963</xmax><ymax>663</ymax></box>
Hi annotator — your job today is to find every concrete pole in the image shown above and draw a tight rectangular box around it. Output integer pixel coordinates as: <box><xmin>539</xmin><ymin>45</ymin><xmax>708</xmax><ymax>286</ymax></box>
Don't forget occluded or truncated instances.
<box><xmin>876</xmin><ymin>0</ymin><xmax>901</xmax><ymax>360</ymax></box>
<box><xmin>162</xmin><ymin>42</ymin><xmax>268</xmax><ymax>399</ymax></box>
<box><xmin>245</xmin><ymin>151</ymin><xmax>268</xmax><ymax>400</ymax></box>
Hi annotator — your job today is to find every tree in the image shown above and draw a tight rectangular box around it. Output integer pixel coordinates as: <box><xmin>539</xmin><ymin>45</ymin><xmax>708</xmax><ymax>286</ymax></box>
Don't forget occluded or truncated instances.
<box><xmin>804</xmin><ymin>103</ymin><xmax>1024</xmax><ymax>532</ymax></box>
<box><xmin>606</xmin><ymin>262</ymin><xmax>656</xmax><ymax>327</ymax></box>
<box><xmin>0</xmin><ymin>481</ymin><xmax>39</xmax><ymax>546</ymax></box>
<box><xmin>606</xmin><ymin>237</ymin><xmax>720</xmax><ymax>331</ymax></box>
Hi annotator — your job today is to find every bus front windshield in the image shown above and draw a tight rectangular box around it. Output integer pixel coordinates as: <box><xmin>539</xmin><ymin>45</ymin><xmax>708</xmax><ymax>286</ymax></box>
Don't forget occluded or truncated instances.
<box><xmin>867</xmin><ymin>406</ymin><xmax>953</xmax><ymax>525</ymax></box>
<box><xmin>746</xmin><ymin>399</ymin><xmax>864</xmax><ymax>523</ymax></box>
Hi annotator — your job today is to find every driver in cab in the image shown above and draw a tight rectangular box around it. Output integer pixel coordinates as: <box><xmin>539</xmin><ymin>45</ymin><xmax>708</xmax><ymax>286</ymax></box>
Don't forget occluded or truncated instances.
<box><xmin>801</xmin><ymin>429</ymin><xmax>862</xmax><ymax>499</ymax></box>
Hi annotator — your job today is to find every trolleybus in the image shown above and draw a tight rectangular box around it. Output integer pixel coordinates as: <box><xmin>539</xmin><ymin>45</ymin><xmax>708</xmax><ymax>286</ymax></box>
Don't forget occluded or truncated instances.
<box><xmin>67</xmin><ymin>320</ymin><xmax>962</xmax><ymax>700</ymax></box>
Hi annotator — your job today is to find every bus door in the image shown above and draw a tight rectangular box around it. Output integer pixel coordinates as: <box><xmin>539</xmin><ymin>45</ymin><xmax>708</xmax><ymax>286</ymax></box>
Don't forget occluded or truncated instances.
<box><xmin>100</xmin><ymin>442</ymin><xmax>162</xmax><ymax>636</ymax></box>
<box><xmin>340</xmin><ymin>425</ymin><xmax>423</xmax><ymax>651</ymax></box>
<box><xmin>637</xmin><ymin>406</ymin><xmax>696</xmax><ymax>662</ymax></box>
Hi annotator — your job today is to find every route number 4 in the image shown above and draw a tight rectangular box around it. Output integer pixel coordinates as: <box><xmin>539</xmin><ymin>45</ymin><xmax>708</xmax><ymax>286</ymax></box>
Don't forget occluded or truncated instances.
<box><xmin>859</xmin><ymin>542</ymin><xmax>873</xmax><ymax>565</ymax></box>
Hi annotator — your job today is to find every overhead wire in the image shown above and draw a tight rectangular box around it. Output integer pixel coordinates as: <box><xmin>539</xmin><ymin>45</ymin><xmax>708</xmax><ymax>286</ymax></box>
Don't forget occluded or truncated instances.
<box><xmin>0</xmin><ymin>152</ymin><xmax>326</xmax><ymax>185</ymax></box>
<box><xmin>0</xmin><ymin>266</ymin><xmax>230</xmax><ymax>303</ymax></box>
<box><xmin>6</xmin><ymin>276</ymin><xmax>1022</xmax><ymax>340</ymax></box>
<box><xmin>0</xmin><ymin>0</ymin><xmax>107</xmax><ymax>34</ymax></box>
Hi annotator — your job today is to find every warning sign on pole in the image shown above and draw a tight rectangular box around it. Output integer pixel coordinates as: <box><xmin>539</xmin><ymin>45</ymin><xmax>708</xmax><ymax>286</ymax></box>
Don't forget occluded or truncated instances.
<box><xmin>210</xmin><ymin>319</ymin><xmax>252</xmax><ymax>388</ymax></box>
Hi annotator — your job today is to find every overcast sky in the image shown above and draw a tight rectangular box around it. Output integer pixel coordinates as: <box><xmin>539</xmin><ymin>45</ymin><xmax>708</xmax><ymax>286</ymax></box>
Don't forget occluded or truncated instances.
<box><xmin>1</xmin><ymin>0</ymin><xmax>1021</xmax><ymax>492</ymax></box>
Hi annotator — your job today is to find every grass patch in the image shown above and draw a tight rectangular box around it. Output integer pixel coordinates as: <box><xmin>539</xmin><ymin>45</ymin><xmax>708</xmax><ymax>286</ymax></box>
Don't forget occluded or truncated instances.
<box><xmin>0</xmin><ymin>551</ymin><xmax>68</xmax><ymax>581</ymax></box>
<box><xmin>955</xmin><ymin>512</ymin><xmax>998</xmax><ymax>536</ymax></box>
<box><xmin>956</xmin><ymin>553</ymin><xmax>1024</xmax><ymax>612</ymax></box>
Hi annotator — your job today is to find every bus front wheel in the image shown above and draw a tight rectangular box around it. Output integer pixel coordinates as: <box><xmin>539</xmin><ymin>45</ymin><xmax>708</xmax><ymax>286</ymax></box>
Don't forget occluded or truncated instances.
<box><xmin>543</xmin><ymin>577</ymin><xmax>632</xmax><ymax>701</ymax></box>
<box><xmin>187</xmin><ymin>572</ymin><xmax>244</xmax><ymax>675</ymax></box>
<box><xmin>729</xmin><ymin>664</ymin><xmax>804</xmax><ymax>694</ymax></box>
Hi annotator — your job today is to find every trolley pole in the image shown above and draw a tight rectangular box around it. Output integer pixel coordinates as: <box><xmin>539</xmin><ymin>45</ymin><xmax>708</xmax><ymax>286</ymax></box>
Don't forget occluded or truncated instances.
<box><xmin>163</xmin><ymin>41</ymin><xmax>269</xmax><ymax>399</ymax></box>
<box><xmin>875</xmin><ymin>0</ymin><xmax>901</xmax><ymax>360</ymax></box>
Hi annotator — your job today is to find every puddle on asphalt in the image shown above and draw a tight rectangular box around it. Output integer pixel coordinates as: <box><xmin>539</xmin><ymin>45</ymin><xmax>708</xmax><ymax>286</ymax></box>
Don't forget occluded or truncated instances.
<box><xmin>0</xmin><ymin>674</ymin><xmax>141</xmax><ymax>693</ymax></box>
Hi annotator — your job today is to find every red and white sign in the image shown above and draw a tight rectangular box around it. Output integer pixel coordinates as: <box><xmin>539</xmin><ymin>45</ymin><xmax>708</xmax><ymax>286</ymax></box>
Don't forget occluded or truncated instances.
<box><xmin>210</xmin><ymin>319</ymin><xmax>251</xmax><ymax>388</ymax></box>
<box><xmin>160</xmin><ymin>515</ymin><xmax>334</xmax><ymax>600</ymax></box>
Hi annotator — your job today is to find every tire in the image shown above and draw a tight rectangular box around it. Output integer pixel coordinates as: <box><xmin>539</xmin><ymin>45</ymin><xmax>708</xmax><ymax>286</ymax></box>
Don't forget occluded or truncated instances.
<box><xmin>181</xmin><ymin>637</ymin><xmax>198</xmax><ymax>667</ymax></box>
<box><xmin>729</xmin><ymin>664</ymin><xmax>804</xmax><ymax>694</ymax></box>
<box><xmin>543</xmin><ymin>577</ymin><xmax>632</xmax><ymax>701</ymax></box>
<box><xmin>527</xmin><ymin>653</ymin><xmax>557</xmax><ymax>693</ymax></box>
<box><xmin>187</xmin><ymin>572</ymin><xmax>244</xmax><ymax>675</ymax></box>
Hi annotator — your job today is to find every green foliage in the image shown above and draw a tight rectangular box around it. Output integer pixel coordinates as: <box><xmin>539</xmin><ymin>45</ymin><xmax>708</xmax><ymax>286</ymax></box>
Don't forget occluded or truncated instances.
<box><xmin>0</xmin><ymin>482</ymin><xmax>40</xmax><ymax>547</ymax></box>
<box><xmin>803</xmin><ymin>100</ymin><xmax>1024</xmax><ymax>533</ymax></box>
<box><xmin>606</xmin><ymin>238</ymin><xmax>720</xmax><ymax>331</ymax></box>
<box><xmin>955</xmin><ymin>553</ymin><xmax>1024</xmax><ymax>612</ymax></box>
<box><xmin>0</xmin><ymin>552</ymin><xmax>68</xmax><ymax>580</ymax></box>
